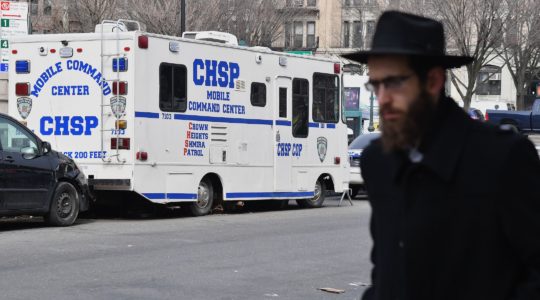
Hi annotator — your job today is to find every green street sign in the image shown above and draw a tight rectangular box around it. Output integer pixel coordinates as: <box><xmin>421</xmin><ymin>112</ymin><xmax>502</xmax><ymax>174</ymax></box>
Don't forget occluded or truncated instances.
<box><xmin>1</xmin><ymin>40</ymin><xmax>8</xmax><ymax>48</ymax></box>
<box><xmin>1</xmin><ymin>19</ymin><xmax>9</xmax><ymax>28</ymax></box>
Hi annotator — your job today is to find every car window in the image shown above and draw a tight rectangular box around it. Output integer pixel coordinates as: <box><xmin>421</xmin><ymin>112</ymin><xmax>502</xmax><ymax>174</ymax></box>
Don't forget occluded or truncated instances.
<box><xmin>0</xmin><ymin>117</ymin><xmax>38</xmax><ymax>153</ymax></box>
<box><xmin>349</xmin><ymin>133</ymin><xmax>380</xmax><ymax>149</ymax></box>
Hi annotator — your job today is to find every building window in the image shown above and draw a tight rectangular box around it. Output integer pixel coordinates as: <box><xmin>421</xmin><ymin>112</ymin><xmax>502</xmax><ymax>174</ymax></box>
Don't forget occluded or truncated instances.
<box><xmin>294</xmin><ymin>21</ymin><xmax>303</xmax><ymax>48</ymax></box>
<box><xmin>307</xmin><ymin>22</ymin><xmax>316</xmax><ymax>48</ymax></box>
<box><xmin>352</xmin><ymin>21</ymin><xmax>363</xmax><ymax>48</ymax></box>
<box><xmin>366</xmin><ymin>20</ymin><xmax>376</xmax><ymax>48</ymax></box>
<box><xmin>30</xmin><ymin>0</ymin><xmax>38</xmax><ymax>15</ymax></box>
<box><xmin>159</xmin><ymin>63</ymin><xmax>187</xmax><ymax>112</ymax></box>
<box><xmin>343</xmin><ymin>21</ymin><xmax>350</xmax><ymax>48</ymax></box>
<box><xmin>43</xmin><ymin>0</ymin><xmax>52</xmax><ymax>16</ymax></box>
<box><xmin>292</xmin><ymin>78</ymin><xmax>309</xmax><ymax>138</ymax></box>
<box><xmin>313</xmin><ymin>73</ymin><xmax>340</xmax><ymax>123</ymax></box>
<box><xmin>476</xmin><ymin>65</ymin><xmax>501</xmax><ymax>96</ymax></box>
<box><xmin>279</xmin><ymin>87</ymin><xmax>287</xmax><ymax>118</ymax></box>
<box><xmin>344</xmin><ymin>0</ymin><xmax>352</xmax><ymax>6</ymax></box>
<box><xmin>288</xmin><ymin>0</ymin><xmax>304</xmax><ymax>7</ymax></box>
<box><xmin>284</xmin><ymin>23</ymin><xmax>291</xmax><ymax>49</ymax></box>
<box><xmin>307</xmin><ymin>0</ymin><xmax>317</xmax><ymax>6</ymax></box>
<box><xmin>250</xmin><ymin>82</ymin><xmax>267</xmax><ymax>107</ymax></box>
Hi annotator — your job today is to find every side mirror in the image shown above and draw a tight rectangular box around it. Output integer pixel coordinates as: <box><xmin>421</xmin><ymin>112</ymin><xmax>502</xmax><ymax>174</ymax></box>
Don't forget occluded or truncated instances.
<box><xmin>42</xmin><ymin>141</ymin><xmax>52</xmax><ymax>154</ymax></box>
<box><xmin>21</xmin><ymin>147</ymin><xmax>38</xmax><ymax>160</ymax></box>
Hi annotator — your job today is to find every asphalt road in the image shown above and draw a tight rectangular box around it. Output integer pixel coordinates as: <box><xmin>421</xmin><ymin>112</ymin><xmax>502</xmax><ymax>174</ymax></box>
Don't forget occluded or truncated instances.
<box><xmin>0</xmin><ymin>196</ymin><xmax>373</xmax><ymax>300</ymax></box>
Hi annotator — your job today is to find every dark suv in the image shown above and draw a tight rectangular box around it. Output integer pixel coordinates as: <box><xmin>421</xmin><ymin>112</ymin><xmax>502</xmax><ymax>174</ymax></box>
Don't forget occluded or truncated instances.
<box><xmin>0</xmin><ymin>113</ymin><xmax>90</xmax><ymax>226</ymax></box>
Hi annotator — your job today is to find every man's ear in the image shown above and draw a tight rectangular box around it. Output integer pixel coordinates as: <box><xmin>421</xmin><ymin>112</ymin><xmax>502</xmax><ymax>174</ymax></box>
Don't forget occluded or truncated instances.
<box><xmin>426</xmin><ymin>67</ymin><xmax>446</xmax><ymax>98</ymax></box>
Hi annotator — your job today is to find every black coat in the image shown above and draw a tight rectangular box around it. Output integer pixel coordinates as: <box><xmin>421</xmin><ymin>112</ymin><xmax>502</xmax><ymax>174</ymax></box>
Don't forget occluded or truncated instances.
<box><xmin>361</xmin><ymin>97</ymin><xmax>540</xmax><ymax>300</ymax></box>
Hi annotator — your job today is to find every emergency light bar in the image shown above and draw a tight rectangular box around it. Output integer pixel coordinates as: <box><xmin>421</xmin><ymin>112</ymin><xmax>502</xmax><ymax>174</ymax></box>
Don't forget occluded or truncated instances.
<box><xmin>111</xmin><ymin>138</ymin><xmax>130</xmax><ymax>150</ymax></box>
<box><xmin>15</xmin><ymin>60</ymin><xmax>30</xmax><ymax>73</ymax></box>
<box><xmin>138</xmin><ymin>35</ymin><xmax>149</xmax><ymax>49</ymax></box>
<box><xmin>112</xmin><ymin>81</ymin><xmax>128</xmax><ymax>95</ymax></box>
<box><xmin>113</xmin><ymin>58</ymin><xmax>128</xmax><ymax>72</ymax></box>
<box><xmin>15</xmin><ymin>82</ymin><xmax>30</xmax><ymax>96</ymax></box>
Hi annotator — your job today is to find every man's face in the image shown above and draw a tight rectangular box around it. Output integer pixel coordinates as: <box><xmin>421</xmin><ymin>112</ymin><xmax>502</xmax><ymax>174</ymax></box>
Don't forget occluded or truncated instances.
<box><xmin>367</xmin><ymin>55</ymin><xmax>437</xmax><ymax>151</ymax></box>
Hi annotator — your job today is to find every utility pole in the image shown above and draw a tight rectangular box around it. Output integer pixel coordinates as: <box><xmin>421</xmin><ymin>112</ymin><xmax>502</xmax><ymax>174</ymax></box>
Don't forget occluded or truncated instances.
<box><xmin>368</xmin><ymin>92</ymin><xmax>375</xmax><ymax>132</ymax></box>
<box><xmin>180</xmin><ymin>0</ymin><xmax>186</xmax><ymax>35</ymax></box>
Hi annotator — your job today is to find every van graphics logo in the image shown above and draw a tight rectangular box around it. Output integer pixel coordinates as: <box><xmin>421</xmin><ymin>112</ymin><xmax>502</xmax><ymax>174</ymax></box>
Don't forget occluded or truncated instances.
<box><xmin>110</xmin><ymin>96</ymin><xmax>126</xmax><ymax>118</ymax></box>
<box><xmin>317</xmin><ymin>137</ymin><xmax>328</xmax><ymax>162</ymax></box>
<box><xmin>39</xmin><ymin>115</ymin><xmax>99</xmax><ymax>136</ymax></box>
<box><xmin>16</xmin><ymin>97</ymin><xmax>32</xmax><ymax>119</ymax></box>
<box><xmin>193</xmin><ymin>59</ymin><xmax>240</xmax><ymax>88</ymax></box>
<box><xmin>184</xmin><ymin>122</ymin><xmax>209</xmax><ymax>157</ymax></box>
<box><xmin>30</xmin><ymin>60</ymin><xmax>111</xmax><ymax>98</ymax></box>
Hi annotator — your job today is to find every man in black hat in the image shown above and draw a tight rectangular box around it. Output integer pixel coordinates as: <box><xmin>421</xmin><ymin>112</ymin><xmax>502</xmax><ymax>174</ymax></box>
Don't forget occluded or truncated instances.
<box><xmin>342</xmin><ymin>11</ymin><xmax>540</xmax><ymax>300</ymax></box>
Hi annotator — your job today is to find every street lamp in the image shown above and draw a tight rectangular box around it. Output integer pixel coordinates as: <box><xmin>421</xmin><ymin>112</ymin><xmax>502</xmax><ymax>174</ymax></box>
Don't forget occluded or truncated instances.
<box><xmin>368</xmin><ymin>91</ymin><xmax>375</xmax><ymax>132</ymax></box>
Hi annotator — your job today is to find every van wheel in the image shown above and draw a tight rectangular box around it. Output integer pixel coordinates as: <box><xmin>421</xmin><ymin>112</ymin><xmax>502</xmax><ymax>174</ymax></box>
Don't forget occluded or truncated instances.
<box><xmin>190</xmin><ymin>179</ymin><xmax>214</xmax><ymax>216</ymax></box>
<box><xmin>45</xmin><ymin>182</ymin><xmax>80</xmax><ymax>226</ymax></box>
<box><xmin>296</xmin><ymin>179</ymin><xmax>325</xmax><ymax>208</ymax></box>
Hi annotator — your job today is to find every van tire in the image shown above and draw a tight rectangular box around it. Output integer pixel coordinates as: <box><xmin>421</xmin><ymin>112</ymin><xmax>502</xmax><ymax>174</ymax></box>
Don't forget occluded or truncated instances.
<box><xmin>296</xmin><ymin>179</ymin><xmax>325</xmax><ymax>208</ymax></box>
<box><xmin>45</xmin><ymin>182</ymin><xmax>80</xmax><ymax>226</ymax></box>
<box><xmin>190</xmin><ymin>178</ymin><xmax>214</xmax><ymax>216</ymax></box>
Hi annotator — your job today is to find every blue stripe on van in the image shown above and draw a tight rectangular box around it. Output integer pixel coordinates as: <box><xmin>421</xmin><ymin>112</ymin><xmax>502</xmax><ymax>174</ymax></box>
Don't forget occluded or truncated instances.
<box><xmin>135</xmin><ymin>112</ymin><xmax>160</xmax><ymax>119</ymax></box>
<box><xmin>275</xmin><ymin>120</ymin><xmax>292</xmax><ymax>126</ymax></box>
<box><xmin>174</xmin><ymin>114</ymin><xmax>273</xmax><ymax>125</ymax></box>
<box><xmin>134</xmin><ymin>111</ymin><xmax>338</xmax><ymax>129</ymax></box>
<box><xmin>143</xmin><ymin>193</ymin><xmax>167</xmax><ymax>199</ymax></box>
<box><xmin>226</xmin><ymin>192</ymin><xmax>315</xmax><ymax>199</ymax></box>
<box><xmin>142</xmin><ymin>193</ymin><xmax>197</xmax><ymax>200</ymax></box>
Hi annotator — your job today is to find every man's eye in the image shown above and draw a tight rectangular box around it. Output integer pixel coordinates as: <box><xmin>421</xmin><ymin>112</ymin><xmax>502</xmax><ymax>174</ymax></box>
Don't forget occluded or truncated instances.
<box><xmin>385</xmin><ymin>78</ymin><xmax>400</xmax><ymax>87</ymax></box>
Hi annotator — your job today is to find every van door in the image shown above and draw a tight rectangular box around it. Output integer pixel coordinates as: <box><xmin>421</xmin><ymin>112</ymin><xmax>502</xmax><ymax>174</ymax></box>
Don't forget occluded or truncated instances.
<box><xmin>274</xmin><ymin>77</ymin><xmax>293</xmax><ymax>191</ymax></box>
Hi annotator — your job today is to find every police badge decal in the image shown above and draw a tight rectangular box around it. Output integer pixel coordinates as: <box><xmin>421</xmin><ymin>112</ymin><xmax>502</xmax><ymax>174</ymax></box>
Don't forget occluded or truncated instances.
<box><xmin>16</xmin><ymin>97</ymin><xmax>33</xmax><ymax>119</ymax></box>
<box><xmin>317</xmin><ymin>137</ymin><xmax>328</xmax><ymax>162</ymax></box>
<box><xmin>110</xmin><ymin>96</ymin><xmax>127</xmax><ymax>119</ymax></box>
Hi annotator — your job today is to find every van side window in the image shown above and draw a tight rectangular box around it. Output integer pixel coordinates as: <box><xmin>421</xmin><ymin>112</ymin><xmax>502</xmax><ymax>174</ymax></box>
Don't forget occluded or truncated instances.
<box><xmin>279</xmin><ymin>87</ymin><xmax>287</xmax><ymax>118</ymax></box>
<box><xmin>250</xmin><ymin>82</ymin><xmax>267</xmax><ymax>107</ymax></box>
<box><xmin>159</xmin><ymin>63</ymin><xmax>187</xmax><ymax>112</ymax></box>
<box><xmin>292</xmin><ymin>78</ymin><xmax>309</xmax><ymax>138</ymax></box>
<box><xmin>313</xmin><ymin>73</ymin><xmax>339</xmax><ymax>123</ymax></box>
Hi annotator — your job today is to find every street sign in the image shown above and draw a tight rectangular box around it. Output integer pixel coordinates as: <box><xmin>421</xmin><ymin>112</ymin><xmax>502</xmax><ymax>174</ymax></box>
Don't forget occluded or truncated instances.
<box><xmin>0</xmin><ymin>1</ymin><xmax>28</xmax><ymax>73</ymax></box>
<box><xmin>1</xmin><ymin>18</ymin><xmax>28</xmax><ymax>35</ymax></box>
<box><xmin>0</xmin><ymin>1</ymin><xmax>28</xmax><ymax>20</ymax></box>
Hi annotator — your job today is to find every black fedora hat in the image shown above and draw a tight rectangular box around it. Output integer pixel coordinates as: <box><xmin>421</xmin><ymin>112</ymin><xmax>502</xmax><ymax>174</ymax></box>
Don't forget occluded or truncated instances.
<box><xmin>341</xmin><ymin>11</ymin><xmax>472</xmax><ymax>68</ymax></box>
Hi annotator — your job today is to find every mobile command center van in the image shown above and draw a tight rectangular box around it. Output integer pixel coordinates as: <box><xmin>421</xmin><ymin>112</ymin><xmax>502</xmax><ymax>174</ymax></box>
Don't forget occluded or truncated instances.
<box><xmin>8</xmin><ymin>21</ymin><xmax>350</xmax><ymax>215</ymax></box>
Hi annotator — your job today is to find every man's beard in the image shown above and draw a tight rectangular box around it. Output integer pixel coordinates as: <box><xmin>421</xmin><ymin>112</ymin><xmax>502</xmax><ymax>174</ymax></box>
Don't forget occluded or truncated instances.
<box><xmin>379</xmin><ymin>89</ymin><xmax>437</xmax><ymax>153</ymax></box>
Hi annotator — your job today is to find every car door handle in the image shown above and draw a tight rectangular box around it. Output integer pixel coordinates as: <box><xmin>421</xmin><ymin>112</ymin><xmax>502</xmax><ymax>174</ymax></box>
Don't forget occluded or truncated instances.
<box><xmin>4</xmin><ymin>156</ymin><xmax>14</xmax><ymax>163</ymax></box>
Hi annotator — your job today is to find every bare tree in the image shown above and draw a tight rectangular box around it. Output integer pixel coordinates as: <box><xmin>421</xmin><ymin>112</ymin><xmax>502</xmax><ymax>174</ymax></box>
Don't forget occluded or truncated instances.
<box><xmin>124</xmin><ymin>0</ymin><xmax>180</xmax><ymax>35</ymax></box>
<box><xmin>399</xmin><ymin>0</ymin><xmax>505</xmax><ymax>110</ymax></box>
<box><xmin>499</xmin><ymin>0</ymin><xmax>540</xmax><ymax>109</ymax></box>
<box><xmin>188</xmin><ymin>0</ymin><xmax>300</xmax><ymax>47</ymax></box>
<box><xmin>66</xmin><ymin>0</ymin><xmax>121</xmax><ymax>33</ymax></box>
